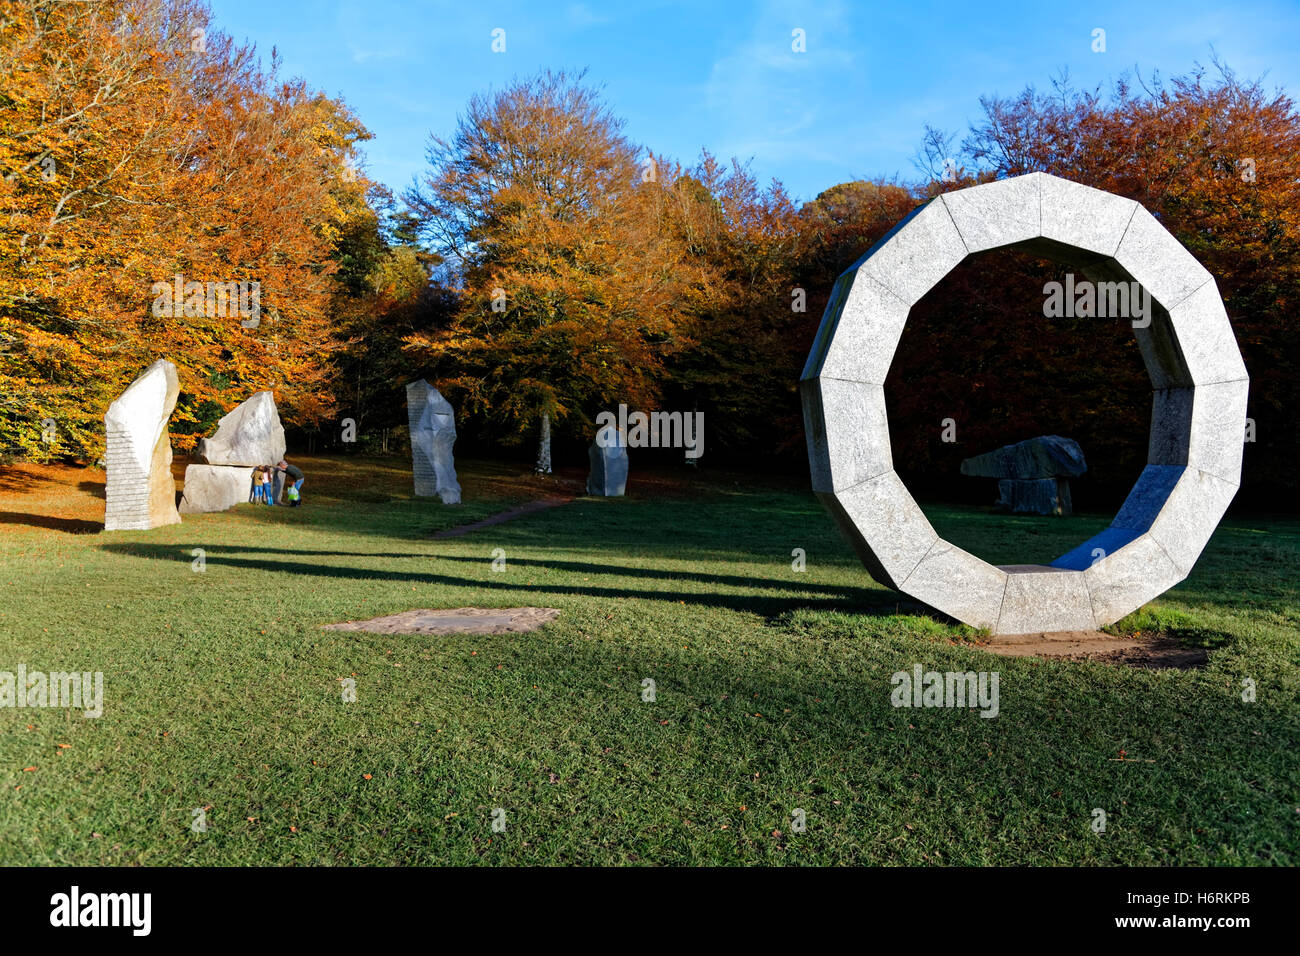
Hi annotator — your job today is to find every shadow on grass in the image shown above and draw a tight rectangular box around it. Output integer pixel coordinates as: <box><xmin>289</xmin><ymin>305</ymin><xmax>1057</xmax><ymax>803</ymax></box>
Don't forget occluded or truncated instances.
<box><xmin>78</xmin><ymin>480</ymin><xmax>106</xmax><ymax>499</ymax></box>
<box><xmin>98</xmin><ymin>542</ymin><xmax>920</xmax><ymax>619</ymax></box>
<box><xmin>0</xmin><ymin>510</ymin><xmax>102</xmax><ymax>534</ymax></box>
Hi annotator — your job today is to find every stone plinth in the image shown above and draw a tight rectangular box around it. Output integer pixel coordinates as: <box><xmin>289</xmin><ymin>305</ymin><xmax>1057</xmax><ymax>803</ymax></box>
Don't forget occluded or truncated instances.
<box><xmin>179</xmin><ymin>464</ymin><xmax>254</xmax><ymax>514</ymax></box>
<box><xmin>996</xmin><ymin>477</ymin><xmax>1073</xmax><ymax>516</ymax></box>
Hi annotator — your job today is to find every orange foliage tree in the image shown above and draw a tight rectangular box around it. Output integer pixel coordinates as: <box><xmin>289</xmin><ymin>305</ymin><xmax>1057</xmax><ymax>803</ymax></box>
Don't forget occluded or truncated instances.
<box><xmin>404</xmin><ymin>71</ymin><xmax>711</xmax><ymax>472</ymax></box>
<box><xmin>0</xmin><ymin>0</ymin><xmax>372</xmax><ymax>460</ymax></box>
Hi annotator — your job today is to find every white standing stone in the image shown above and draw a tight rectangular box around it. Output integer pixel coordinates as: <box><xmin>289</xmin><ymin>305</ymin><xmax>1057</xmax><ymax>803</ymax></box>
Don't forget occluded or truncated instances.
<box><xmin>195</xmin><ymin>391</ymin><xmax>286</xmax><ymax>466</ymax></box>
<box><xmin>179</xmin><ymin>464</ymin><xmax>255</xmax><ymax>514</ymax></box>
<box><xmin>406</xmin><ymin>380</ymin><xmax>461</xmax><ymax>504</ymax></box>
<box><xmin>104</xmin><ymin>360</ymin><xmax>182</xmax><ymax>531</ymax></box>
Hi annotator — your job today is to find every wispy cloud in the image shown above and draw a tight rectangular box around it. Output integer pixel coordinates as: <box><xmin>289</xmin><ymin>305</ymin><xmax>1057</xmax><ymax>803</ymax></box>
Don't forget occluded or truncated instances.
<box><xmin>567</xmin><ymin>3</ymin><xmax>613</xmax><ymax>27</ymax></box>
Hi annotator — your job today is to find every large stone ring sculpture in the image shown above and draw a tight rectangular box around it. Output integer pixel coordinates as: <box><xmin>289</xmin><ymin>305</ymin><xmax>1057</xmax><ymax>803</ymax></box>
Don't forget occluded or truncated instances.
<box><xmin>801</xmin><ymin>172</ymin><xmax>1248</xmax><ymax>633</ymax></box>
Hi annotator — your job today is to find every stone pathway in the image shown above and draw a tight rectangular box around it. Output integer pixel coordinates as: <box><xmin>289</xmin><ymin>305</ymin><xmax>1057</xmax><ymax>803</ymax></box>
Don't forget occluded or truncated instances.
<box><xmin>432</xmin><ymin>496</ymin><xmax>573</xmax><ymax>539</ymax></box>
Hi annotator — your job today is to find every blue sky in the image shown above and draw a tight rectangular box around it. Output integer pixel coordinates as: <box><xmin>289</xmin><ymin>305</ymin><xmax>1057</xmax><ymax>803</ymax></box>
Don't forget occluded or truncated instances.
<box><xmin>210</xmin><ymin>0</ymin><xmax>1300</xmax><ymax>205</ymax></box>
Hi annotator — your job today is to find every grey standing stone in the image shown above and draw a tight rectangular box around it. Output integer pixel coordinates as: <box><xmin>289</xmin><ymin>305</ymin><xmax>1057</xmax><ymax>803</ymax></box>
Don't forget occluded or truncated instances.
<box><xmin>406</xmin><ymin>380</ymin><xmax>461</xmax><ymax>504</ymax></box>
<box><xmin>103</xmin><ymin>360</ymin><xmax>182</xmax><ymax>531</ymax></box>
<box><xmin>588</xmin><ymin>425</ymin><xmax>628</xmax><ymax>497</ymax></box>
<box><xmin>195</xmin><ymin>391</ymin><xmax>286</xmax><ymax>466</ymax></box>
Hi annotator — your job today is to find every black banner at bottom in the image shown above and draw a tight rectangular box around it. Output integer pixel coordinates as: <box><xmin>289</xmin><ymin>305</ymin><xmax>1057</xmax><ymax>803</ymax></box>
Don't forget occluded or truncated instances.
<box><xmin>0</xmin><ymin>865</ymin><xmax>1278</xmax><ymax>942</ymax></box>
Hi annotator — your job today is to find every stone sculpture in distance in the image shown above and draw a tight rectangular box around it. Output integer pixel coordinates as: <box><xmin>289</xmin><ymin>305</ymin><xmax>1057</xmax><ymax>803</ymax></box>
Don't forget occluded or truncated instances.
<box><xmin>406</xmin><ymin>379</ymin><xmax>461</xmax><ymax>504</ymax></box>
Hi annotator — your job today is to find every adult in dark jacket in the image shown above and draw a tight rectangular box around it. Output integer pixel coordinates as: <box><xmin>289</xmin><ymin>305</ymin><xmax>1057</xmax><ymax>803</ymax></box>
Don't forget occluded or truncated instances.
<box><xmin>275</xmin><ymin>459</ymin><xmax>305</xmax><ymax>505</ymax></box>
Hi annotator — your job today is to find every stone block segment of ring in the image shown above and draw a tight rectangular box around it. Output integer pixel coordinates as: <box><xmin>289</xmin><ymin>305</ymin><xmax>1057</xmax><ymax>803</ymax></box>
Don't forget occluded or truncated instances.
<box><xmin>800</xmin><ymin>172</ymin><xmax>1248</xmax><ymax>634</ymax></box>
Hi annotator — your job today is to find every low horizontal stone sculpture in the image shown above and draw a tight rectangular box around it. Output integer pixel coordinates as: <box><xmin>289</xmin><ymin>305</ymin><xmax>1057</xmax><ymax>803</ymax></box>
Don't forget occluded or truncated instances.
<box><xmin>406</xmin><ymin>379</ymin><xmax>461</xmax><ymax>504</ymax></box>
<box><xmin>104</xmin><ymin>359</ymin><xmax>182</xmax><ymax>531</ymax></box>
<box><xmin>960</xmin><ymin>435</ymin><xmax>1087</xmax><ymax>480</ymax></box>
<box><xmin>961</xmin><ymin>435</ymin><xmax>1087</xmax><ymax>516</ymax></box>
<box><xmin>179</xmin><ymin>464</ymin><xmax>253</xmax><ymax>514</ymax></box>
<box><xmin>195</xmin><ymin>391</ymin><xmax>286</xmax><ymax>466</ymax></box>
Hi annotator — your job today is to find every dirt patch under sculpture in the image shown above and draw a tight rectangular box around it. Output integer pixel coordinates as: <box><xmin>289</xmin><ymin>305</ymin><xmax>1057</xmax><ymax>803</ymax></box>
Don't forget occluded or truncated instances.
<box><xmin>977</xmin><ymin>630</ymin><xmax>1208</xmax><ymax>669</ymax></box>
<box><xmin>323</xmin><ymin>606</ymin><xmax>559</xmax><ymax>636</ymax></box>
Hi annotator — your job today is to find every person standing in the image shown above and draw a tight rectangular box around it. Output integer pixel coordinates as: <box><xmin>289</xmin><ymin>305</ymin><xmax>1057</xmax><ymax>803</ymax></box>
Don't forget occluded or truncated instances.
<box><xmin>275</xmin><ymin>459</ymin><xmax>304</xmax><ymax>505</ymax></box>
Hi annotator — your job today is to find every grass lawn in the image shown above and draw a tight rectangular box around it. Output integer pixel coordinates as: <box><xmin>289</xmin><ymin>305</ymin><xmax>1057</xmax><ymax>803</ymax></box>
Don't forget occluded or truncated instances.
<box><xmin>0</xmin><ymin>455</ymin><xmax>1296</xmax><ymax>865</ymax></box>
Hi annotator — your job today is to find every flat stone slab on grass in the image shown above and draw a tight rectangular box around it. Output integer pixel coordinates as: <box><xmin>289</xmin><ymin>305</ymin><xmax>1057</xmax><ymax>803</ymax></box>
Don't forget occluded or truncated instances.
<box><xmin>323</xmin><ymin>606</ymin><xmax>559</xmax><ymax>635</ymax></box>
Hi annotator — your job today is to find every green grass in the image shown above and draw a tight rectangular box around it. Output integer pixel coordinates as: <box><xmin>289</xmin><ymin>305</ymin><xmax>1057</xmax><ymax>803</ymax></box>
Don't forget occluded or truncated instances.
<box><xmin>1</xmin><ymin>456</ymin><xmax>1297</xmax><ymax>865</ymax></box>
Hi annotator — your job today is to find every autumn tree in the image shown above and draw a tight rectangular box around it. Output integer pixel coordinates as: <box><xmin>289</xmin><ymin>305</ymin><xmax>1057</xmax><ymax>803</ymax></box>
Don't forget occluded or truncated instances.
<box><xmin>404</xmin><ymin>70</ymin><xmax>706</xmax><ymax>472</ymax></box>
<box><xmin>330</xmin><ymin>199</ymin><xmax>457</xmax><ymax>451</ymax></box>
<box><xmin>0</xmin><ymin>0</ymin><xmax>373</xmax><ymax>461</ymax></box>
<box><xmin>657</xmin><ymin>152</ymin><xmax>804</xmax><ymax>457</ymax></box>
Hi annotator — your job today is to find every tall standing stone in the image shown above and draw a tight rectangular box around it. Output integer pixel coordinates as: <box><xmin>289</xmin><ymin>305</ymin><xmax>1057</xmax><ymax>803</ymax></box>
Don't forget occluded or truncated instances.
<box><xmin>406</xmin><ymin>380</ymin><xmax>461</xmax><ymax>504</ymax></box>
<box><xmin>104</xmin><ymin>360</ymin><xmax>182</xmax><ymax>531</ymax></box>
<box><xmin>587</xmin><ymin>425</ymin><xmax>628</xmax><ymax>497</ymax></box>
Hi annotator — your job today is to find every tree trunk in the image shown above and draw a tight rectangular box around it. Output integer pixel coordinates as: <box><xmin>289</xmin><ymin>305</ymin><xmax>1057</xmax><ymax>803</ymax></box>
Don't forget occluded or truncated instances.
<box><xmin>535</xmin><ymin>411</ymin><xmax>553</xmax><ymax>474</ymax></box>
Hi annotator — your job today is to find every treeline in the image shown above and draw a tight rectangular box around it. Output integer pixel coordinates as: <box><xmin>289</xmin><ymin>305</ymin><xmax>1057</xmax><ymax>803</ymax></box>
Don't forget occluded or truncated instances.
<box><xmin>4</xmin><ymin>2</ymin><xmax>1297</xmax><ymax>502</ymax></box>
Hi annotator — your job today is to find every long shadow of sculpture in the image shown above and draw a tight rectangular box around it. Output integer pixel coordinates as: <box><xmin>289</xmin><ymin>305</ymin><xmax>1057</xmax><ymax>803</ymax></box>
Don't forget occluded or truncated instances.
<box><xmin>0</xmin><ymin>511</ymin><xmax>103</xmax><ymax>534</ymax></box>
<box><xmin>97</xmin><ymin>542</ymin><xmax>916</xmax><ymax>618</ymax></box>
